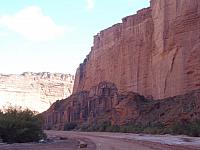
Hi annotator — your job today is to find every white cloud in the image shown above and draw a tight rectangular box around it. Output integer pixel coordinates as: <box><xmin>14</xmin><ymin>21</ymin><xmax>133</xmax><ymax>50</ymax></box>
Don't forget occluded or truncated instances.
<box><xmin>0</xmin><ymin>31</ymin><xmax>9</xmax><ymax>37</ymax></box>
<box><xmin>0</xmin><ymin>6</ymin><xmax>66</xmax><ymax>41</ymax></box>
<box><xmin>86</xmin><ymin>0</ymin><xmax>94</xmax><ymax>10</ymax></box>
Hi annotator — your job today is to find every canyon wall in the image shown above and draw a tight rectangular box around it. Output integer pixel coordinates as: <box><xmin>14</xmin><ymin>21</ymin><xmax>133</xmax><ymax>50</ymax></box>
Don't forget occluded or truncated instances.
<box><xmin>43</xmin><ymin>0</ymin><xmax>200</xmax><ymax>129</ymax></box>
<box><xmin>0</xmin><ymin>72</ymin><xmax>74</xmax><ymax>112</ymax></box>
<box><xmin>43</xmin><ymin>81</ymin><xmax>200</xmax><ymax>130</ymax></box>
<box><xmin>73</xmin><ymin>0</ymin><xmax>200</xmax><ymax>99</ymax></box>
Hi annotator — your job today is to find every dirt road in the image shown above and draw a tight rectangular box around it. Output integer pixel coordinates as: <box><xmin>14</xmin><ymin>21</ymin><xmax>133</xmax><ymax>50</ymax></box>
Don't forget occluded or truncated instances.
<box><xmin>46</xmin><ymin>130</ymin><xmax>200</xmax><ymax>150</ymax></box>
<box><xmin>1</xmin><ymin>131</ymin><xmax>200</xmax><ymax>150</ymax></box>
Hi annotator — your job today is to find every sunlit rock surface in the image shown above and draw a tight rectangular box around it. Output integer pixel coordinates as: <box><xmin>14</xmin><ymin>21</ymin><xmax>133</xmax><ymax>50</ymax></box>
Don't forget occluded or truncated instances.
<box><xmin>73</xmin><ymin>0</ymin><xmax>200</xmax><ymax>99</ymax></box>
<box><xmin>0</xmin><ymin>72</ymin><xmax>74</xmax><ymax>112</ymax></box>
<box><xmin>43</xmin><ymin>0</ymin><xmax>200</xmax><ymax>129</ymax></box>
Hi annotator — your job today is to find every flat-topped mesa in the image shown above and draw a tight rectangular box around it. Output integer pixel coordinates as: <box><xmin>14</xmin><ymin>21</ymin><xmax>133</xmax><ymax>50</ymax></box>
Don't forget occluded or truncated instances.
<box><xmin>21</xmin><ymin>72</ymin><xmax>74</xmax><ymax>81</ymax></box>
<box><xmin>74</xmin><ymin>0</ymin><xmax>200</xmax><ymax>99</ymax></box>
<box><xmin>0</xmin><ymin>72</ymin><xmax>74</xmax><ymax>112</ymax></box>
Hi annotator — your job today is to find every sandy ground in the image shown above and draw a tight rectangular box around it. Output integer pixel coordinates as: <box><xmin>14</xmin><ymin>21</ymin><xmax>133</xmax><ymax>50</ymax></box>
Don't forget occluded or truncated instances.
<box><xmin>0</xmin><ymin>140</ymin><xmax>79</xmax><ymax>150</ymax></box>
<box><xmin>46</xmin><ymin>131</ymin><xmax>200</xmax><ymax>150</ymax></box>
<box><xmin>0</xmin><ymin>134</ymin><xmax>95</xmax><ymax>150</ymax></box>
<box><xmin>1</xmin><ymin>131</ymin><xmax>200</xmax><ymax>150</ymax></box>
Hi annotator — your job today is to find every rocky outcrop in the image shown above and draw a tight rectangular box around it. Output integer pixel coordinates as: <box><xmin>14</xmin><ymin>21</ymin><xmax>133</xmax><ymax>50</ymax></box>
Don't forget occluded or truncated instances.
<box><xmin>43</xmin><ymin>81</ymin><xmax>117</xmax><ymax>129</ymax></box>
<box><xmin>73</xmin><ymin>0</ymin><xmax>200</xmax><ymax>99</ymax></box>
<box><xmin>0</xmin><ymin>72</ymin><xmax>74</xmax><ymax>112</ymax></box>
<box><xmin>43</xmin><ymin>81</ymin><xmax>200</xmax><ymax>130</ymax></box>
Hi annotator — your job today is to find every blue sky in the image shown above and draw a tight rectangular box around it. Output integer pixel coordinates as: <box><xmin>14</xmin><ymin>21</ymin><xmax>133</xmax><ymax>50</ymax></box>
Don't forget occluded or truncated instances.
<box><xmin>0</xmin><ymin>0</ymin><xmax>150</xmax><ymax>75</ymax></box>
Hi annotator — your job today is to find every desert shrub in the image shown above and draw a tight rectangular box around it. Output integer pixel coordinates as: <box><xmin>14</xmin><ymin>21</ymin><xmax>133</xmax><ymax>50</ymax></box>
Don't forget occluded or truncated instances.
<box><xmin>80</xmin><ymin>121</ymin><xmax>166</xmax><ymax>134</ymax></box>
<box><xmin>80</xmin><ymin>123</ymin><xmax>90</xmax><ymax>131</ymax></box>
<box><xmin>0</xmin><ymin>106</ymin><xmax>45</xmax><ymax>143</ymax></box>
<box><xmin>107</xmin><ymin>125</ymin><xmax>120</xmax><ymax>132</ymax></box>
<box><xmin>98</xmin><ymin>121</ymin><xmax>111</xmax><ymax>132</ymax></box>
<box><xmin>64</xmin><ymin>122</ymin><xmax>77</xmax><ymax>131</ymax></box>
<box><xmin>119</xmin><ymin>121</ymin><xmax>200</xmax><ymax>137</ymax></box>
<box><xmin>79</xmin><ymin>121</ymin><xmax>112</xmax><ymax>132</ymax></box>
<box><xmin>171</xmin><ymin>120</ymin><xmax>200</xmax><ymax>137</ymax></box>
<box><xmin>143</xmin><ymin>122</ymin><xmax>165</xmax><ymax>134</ymax></box>
<box><xmin>79</xmin><ymin>120</ymin><xmax>200</xmax><ymax>137</ymax></box>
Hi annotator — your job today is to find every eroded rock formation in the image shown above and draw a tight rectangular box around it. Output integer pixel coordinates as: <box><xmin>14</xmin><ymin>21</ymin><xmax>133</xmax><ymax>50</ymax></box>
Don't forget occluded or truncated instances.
<box><xmin>43</xmin><ymin>81</ymin><xmax>200</xmax><ymax>130</ymax></box>
<box><xmin>73</xmin><ymin>0</ymin><xmax>200</xmax><ymax>99</ymax></box>
<box><xmin>43</xmin><ymin>0</ymin><xmax>200</xmax><ymax>129</ymax></box>
<box><xmin>0</xmin><ymin>72</ymin><xmax>74</xmax><ymax>112</ymax></box>
<box><xmin>43</xmin><ymin>81</ymin><xmax>118</xmax><ymax>129</ymax></box>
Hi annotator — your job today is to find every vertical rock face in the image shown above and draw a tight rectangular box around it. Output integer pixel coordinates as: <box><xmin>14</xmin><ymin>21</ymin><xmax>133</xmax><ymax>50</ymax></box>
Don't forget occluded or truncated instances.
<box><xmin>151</xmin><ymin>0</ymin><xmax>200</xmax><ymax>99</ymax></box>
<box><xmin>43</xmin><ymin>0</ymin><xmax>200</xmax><ymax>129</ymax></box>
<box><xmin>73</xmin><ymin>0</ymin><xmax>200</xmax><ymax>99</ymax></box>
<box><xmin>0</xmin><ymin>72</ymin><xmax>74</xmax><ymax>112</ymax></box>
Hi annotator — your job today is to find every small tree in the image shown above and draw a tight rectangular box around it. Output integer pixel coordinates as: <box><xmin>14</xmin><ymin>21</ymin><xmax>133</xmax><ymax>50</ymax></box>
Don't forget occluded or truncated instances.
<box><xmin>0</xmin><ymin>106</ymin><xmax>46</xmax><ymax>143</ymax></box>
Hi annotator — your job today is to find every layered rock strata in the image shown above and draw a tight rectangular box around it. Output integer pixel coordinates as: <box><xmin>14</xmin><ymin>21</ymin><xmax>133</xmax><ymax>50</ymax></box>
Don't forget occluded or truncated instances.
<box><xmin>43</xmin><ymin>81</ymin><xmax>200</xmax><ymax>130</ymax></box>
<box><xmin>73</xmin><ymin>0</ymin><xmax>200</xmax><ymax>99</ymax></box>
<box><xmin>43</xmin><ymin>0</ymin><xmax>200</xmax><ymax>129</ymax></box>
<box><xmin>0</xmin><ymin>72</ymin><xmax>74</xmax><ymax>112</ymax></box>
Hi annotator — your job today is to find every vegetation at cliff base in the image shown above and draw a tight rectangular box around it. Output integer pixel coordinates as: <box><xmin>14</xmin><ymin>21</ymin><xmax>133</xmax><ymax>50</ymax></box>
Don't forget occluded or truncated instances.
<box><xmin>0</xmin><ymin>106</ymin><xmax>46</xmax><ymax>143</ymax></box>
<box><xmin>79</xmin><ymin>120</ymin><xmax>200</xmax><ymax>137</ymax></box>
<box><xmin>171</xmin><ymin>120</ymin><xmax>200</xmax><ymax>137</ymax></box>
<box><xmin>64</xmin><ymin>122</ymin><xmax>77</xmax><ymax>131</ymax></box>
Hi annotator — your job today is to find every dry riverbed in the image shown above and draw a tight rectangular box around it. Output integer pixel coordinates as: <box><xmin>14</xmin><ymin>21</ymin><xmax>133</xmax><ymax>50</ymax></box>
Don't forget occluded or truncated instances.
<box><xmin>0</xmin><ymin>134</ymin><xmax>96</xmax><ymax>150</ymax></box>
<box><xmin>0</xmin><ymin>130</ymin><xmax>200</xmax><ymax>150</ymax></box>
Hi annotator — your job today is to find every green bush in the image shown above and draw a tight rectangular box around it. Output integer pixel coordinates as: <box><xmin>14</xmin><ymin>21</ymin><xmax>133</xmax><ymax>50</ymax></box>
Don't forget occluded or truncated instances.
<box><xmin>0</xmin><ymin>106</ymin><xmax>46</xmax><ymax>143</ymax></box>
<box><xmin>64</xmin><ymin>122</ymin><xmax>77</xmax><ymax>131</ymax></box>
<box><xmin>80</xmin><ymin>120</ymin><xmax>200</xmax><ymax>137</ymax></box>
<box><xmin>119</xmin><ymin>123</ymin><xmax>144</xmax><ymax>133</ymax></box>
<box><xmin>107</xmin><ymin>125</ymin><xmax>120</xmax><ymax>132</ymax></box>
<box><xmin>144</xmin><ymin>125</ymin><xmax>163</xmax><ymax>134</ymax></box>
<box><xmin>171</xmin><ymin>120</ymin><xmax>200</xmax><ymax>137</ymax></box>
<box><xmin>80</xmin><ymin>123</ymin><xmax>90</xmax><ymax>131</ymax></box>
<box><xmin>117</xmin><ymin>121</ymin><xmax>200</xmax><ymax>137</ymax></box>
<box><xmin>98</xmin><ymin>121</ymin><xmax>111</xmax><ymax>132</ymax></box>
<box><xmin>79</xmin><ymin>121</ymin><xmax>111</xmax><ymax>132</ymax></box>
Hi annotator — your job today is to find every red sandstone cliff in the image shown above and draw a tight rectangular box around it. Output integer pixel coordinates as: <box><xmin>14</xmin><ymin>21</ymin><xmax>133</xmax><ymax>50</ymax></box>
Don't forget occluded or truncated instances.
<box><xmin>43</xmin><ymin>0</ymin><xmax>200</xmax><ymax>129</ymax></box>
<box><xmin>43</xmin><ymin>81</ymin><xmax>200</xmax><ymax>130</ymax></box>
<box><xmin>73</xmin><ymin>0</ymin><xmax>200</xmax><ymax>99</ymax></box>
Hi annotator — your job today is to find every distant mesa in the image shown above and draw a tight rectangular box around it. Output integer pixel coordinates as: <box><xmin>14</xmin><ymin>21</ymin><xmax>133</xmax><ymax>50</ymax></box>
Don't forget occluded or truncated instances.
<box><xmin>0</xmin><ymin>72</ymin><xmax>74</xmax><ymax>112</ymax></box>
